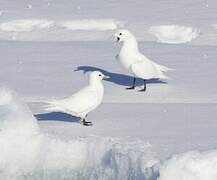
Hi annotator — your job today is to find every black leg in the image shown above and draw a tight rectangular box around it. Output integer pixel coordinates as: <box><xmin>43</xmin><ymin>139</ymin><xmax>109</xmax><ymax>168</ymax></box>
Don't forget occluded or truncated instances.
<box><xmin>126</xmin><ymin>77</ymin><xmax>136</xmax><ymax>90</ymax></box>
<box><xmin>82</xmin><ymin>118</ymin><xmax>92</xmax><ymax>126</ymax></box>
<box><xmin>139</xmin><ymin>80</ymin><xmax>147</xmax><ymax>92</ymax></box>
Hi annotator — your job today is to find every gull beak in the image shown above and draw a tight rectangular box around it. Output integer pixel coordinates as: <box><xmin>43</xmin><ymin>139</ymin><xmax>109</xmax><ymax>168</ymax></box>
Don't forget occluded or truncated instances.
<box><xmin>116</xmin><ymin>36</ymin><xmax>120</xmax><ymax>42</ymax></box>
<box><xmin>113</xmin><ymin>33</ymin><xmax>120</xmax><ymax>43</ymax></box>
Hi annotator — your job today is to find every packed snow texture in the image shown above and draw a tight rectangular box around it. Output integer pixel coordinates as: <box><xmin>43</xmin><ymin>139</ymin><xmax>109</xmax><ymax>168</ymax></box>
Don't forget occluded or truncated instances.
<box><xmin>0</xmin><ymin>19</ymin><xmax>121</xmax><ymax>32</ymax></box>
<box><xmin>159</xmin><ymin>150</ymin><xmax>217</xmax><ymax>180</ymax></box>
<box><xmin>0</xmin><ymin>88</ymin><xmax>39</xmax><ymax>133</ymax></box>
<box><xmin>149</xmin><ymin>25</ymin><xmax>200</xmax><ymax>44</ymax></box>
<box><xmin>0</xmin><ymin>89</ymin><xmax>159</xmax><ymax>180</ymax></box>
<box><xmin>0</xmin><ymin>19</ymin><xmax>54</xmax><ymax>32</ymax></box>
<box><xmin>59</xmin><ymin>19</ymin><xmax>122</xmax><ymax>31</ymax></box>
<box><xmin>0</xmin><ymin>18</ymin><xmax>121</xmax><ymax>41</ymax></box>
<box><xmin>2</xmin><ymin>88</ymin><xmax>217</xmax><ymax>180</ymax></box>
<box><xmin>0</xmin><ymin>1</ymin><xmax>216</xmax><ymax>44</ymax></box>
<box><xmin>212</xmin><ymin>24</ymin><xmax>217</xmax><ymax>30</ymax></box>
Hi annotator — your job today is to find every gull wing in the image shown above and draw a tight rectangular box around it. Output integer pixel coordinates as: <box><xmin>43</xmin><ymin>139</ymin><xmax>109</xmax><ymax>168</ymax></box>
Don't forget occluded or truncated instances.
<box><xmin>46</xmin><ymin>87</ymin><xmax>100</xmax><ymax>115</ymax></box>
<box><xmin>137</xmin><ymin>53</ymin><xmax>174</xmax><ymax>72</ymax></box>
<box><xmin>130</xmin><ymin>61</ymin><xmax>168</xmax><ymax>80</ymax></box>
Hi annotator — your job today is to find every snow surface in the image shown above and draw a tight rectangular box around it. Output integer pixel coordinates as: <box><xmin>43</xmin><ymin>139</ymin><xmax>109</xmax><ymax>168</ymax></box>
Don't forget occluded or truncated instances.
<box><xmin>0</xmin><ymin>19</ymin><xmax>54</xmax><ymax>32</ymax></box>
<box><xmin>0</xmin><ymin>0</ymin><xmax>217</xmax><ymax>179</ymax></box>
<box><xmin>159</xmin><ymin>150</ymin><xmax>217</xmax><ymax>180</ymax></box>
<box><xmin>0</xmin><ymin>18</ymin><xmax>121</xmax><ymax>32</ymax></box>
<box><xmin>0</xmin><ymin>89</ymin><xmax>159</xmax><ymax>180</ymax></box>
<box><xmin>149</xmin><ymin>25</ymin><xmax>200</xmax><ymax>44</ymax></box>
<box><xmin>0</xmin><ymin>41</ymin><xmax>216</xmax><ymax>103</ymax></box>
<box><xmin>0</xmin><ymin>0</ymin><xmax>216</xmax><ymax>44</ymax></box>
<box><xmin>58</xmin><ymin>19</ymin><xmax>122</xmax><ymax>31</ymax></box>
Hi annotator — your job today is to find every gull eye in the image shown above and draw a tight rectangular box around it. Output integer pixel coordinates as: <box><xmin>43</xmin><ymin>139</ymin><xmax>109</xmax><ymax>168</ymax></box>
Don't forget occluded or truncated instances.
<box><xmin>119</xmin><ymin>33</ymin><xmax>122</xmax><ymax>35</ymax></box>
<box><xmin>99</xmin><ymin>74</ymin><xmax>102</xmax><ymax>77</ymax></box>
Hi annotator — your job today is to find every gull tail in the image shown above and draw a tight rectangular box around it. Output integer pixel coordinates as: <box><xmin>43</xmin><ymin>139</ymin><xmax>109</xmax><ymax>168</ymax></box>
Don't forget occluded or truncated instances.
<box><xmin>158</xmin><ymin>71</ymin><xmax>170</xmax><ymax>80</ymax></box>
<box><xmin>43</xmin><ymin>100</ymin><xmax>61</xmax><ymax>112</ymax></box>
<box><xmin>153</xmin><ymin>62</ymin><xmax>175</xmax><ymax>72</ymax></box>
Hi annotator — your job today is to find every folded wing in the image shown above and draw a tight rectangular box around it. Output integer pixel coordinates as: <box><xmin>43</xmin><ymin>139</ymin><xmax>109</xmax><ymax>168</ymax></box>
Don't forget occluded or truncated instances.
<box><xmin>44</xmin><ymin>87</ymin><xmax>100</xmax><ymax>116</ymax></box>
<box><xmin>131</xmin><ymin>61</ymin><xmax>169</xmax><ymax>80</ymax></box>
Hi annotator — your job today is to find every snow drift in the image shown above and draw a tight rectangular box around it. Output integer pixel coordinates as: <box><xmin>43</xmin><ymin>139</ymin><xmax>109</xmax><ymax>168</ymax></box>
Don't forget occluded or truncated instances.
<box><xmin>0</xmin><ymin>19</ymin><xmax>54</xmax><ymax>32</ymax></box>
<box><xmin>149</xmin><ymin>25</ymin><xmax>200</xmax><ymax>44</ymax></box>
<box><xmin>0</xmin><ymin>19</ymin><xmax>121</xmax><ymax>32</ymax></box>
<box><xmin>58</xmin><ymin>19</ymin><xmax>122</xmax><ymax>31</ymax></box>
<box><xmin>0</xmin><ymin>88</ymin><xmax>159</xmax><ymax>180</ymax></box>
<box><xmin>0</xmin><ymin>18</ymin><xmax>122</xmax><ymax>41</ymax></box>
<box><xmin>159</xmin><ymin>150</ymin><xmax>217</xmax><ymax>180</ymax></box>
<box><xmin>3</xmin><ymin>88</ymin><xmax>216</xmax><ymax>180</ymax></box>
<box><xmin>0</xmin><ymin>88</ymin><xmax>39</xmax><ymax>133</ymax></box>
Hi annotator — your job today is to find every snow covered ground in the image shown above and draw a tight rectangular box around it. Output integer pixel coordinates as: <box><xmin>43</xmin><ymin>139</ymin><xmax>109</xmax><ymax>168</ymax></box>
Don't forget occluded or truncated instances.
<box><xmin>0</xmin><ymin>0</ymin><xmax>217</xmax><ymax>179</ymax></box>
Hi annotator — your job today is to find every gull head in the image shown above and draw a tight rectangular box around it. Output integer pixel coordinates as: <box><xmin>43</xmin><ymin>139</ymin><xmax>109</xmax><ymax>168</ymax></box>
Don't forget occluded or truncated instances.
<box><xmin>114</xmin><ymin>29</ymin><xmax>135</xmax><ymax>43</ymax></box>
<box><xmin>89</xmin><ymin>71</ymin><xmax>109</xmax><ymax>83</ymax></box>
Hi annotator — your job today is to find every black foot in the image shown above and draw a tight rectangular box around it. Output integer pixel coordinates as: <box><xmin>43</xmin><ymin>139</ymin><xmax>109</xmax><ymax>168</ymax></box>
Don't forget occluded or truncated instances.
<box><xmin>138</xmin><ymin>88</ymin><xmax>146</xmax><ymax>92</ymax></box>
<box><xmin>83</xmin><ymin>121</ymin><xmax>93</xmax><ymax>126</ymax></box>
<box><xmin>126</xmin><ymin>86</ymin><xmax>135</xmax><ymax>90</ymax></box>
<box><xmin>81</xmin><ymin>118</ymin><xmax>92</xmax><ymax>126</ymax></box>
<box><xmin>138</xmin><ymin>79</ymin><xmax>147</xmax><ymax>92</ymax></box>
<box><xmin>126</xmin><ymin>77</ymin><xmax>136</xmax><ymax>90</ymax></box>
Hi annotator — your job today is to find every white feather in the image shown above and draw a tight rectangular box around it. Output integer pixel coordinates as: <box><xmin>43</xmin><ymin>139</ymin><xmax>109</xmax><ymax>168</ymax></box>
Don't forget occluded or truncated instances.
<box><xmin>115</xmin><ymin>29</ymin><xmax>173</xmax><ymax>80</ymax></box>
<box><xmin>43</xmin><ymin>71</ymin><xmax>105</xmax><ymax>119</ymax></box>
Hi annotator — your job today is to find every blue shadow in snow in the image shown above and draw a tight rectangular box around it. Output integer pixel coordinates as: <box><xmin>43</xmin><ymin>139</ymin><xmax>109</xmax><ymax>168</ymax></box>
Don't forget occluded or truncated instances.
<box><xmin>74</xmin><ymin>65</ymin><xmax>167</xmax><ymax>87</ymax></box>
<box><xmin>35</xmin><ymin>112</ymin><xmax>80</xmax><ymax>123</ymax></box>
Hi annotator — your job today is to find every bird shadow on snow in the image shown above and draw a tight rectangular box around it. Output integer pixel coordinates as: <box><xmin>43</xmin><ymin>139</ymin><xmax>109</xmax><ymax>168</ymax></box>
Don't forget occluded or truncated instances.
<box><xmin>74</xmin><ymin>65</ymin><xmax>167</xmax><ymax>86</ymax></box>
<box><xmin>34</xmin><ymin>112</ymin><xmax>80</xmax><ymax>123</ymax></box>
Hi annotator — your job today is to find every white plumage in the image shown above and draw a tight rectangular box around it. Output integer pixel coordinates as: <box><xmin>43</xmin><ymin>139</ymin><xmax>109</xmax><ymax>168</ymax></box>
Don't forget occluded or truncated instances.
<box><xmin>44</xmin><ymin>71</ymin><xmax>107</xmax><ymax>126</ymax></box>
<box><xmin>114</xmin><ymin>29</ymin><xmax>173</xmax><ymax>91</ymax></box>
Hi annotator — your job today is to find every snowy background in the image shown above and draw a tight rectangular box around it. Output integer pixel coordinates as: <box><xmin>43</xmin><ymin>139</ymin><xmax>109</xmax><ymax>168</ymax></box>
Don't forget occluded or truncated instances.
<box><xmin>0</xmin><ymin>0</ymin><xmax>217</xmax><ymax>179</ymax></box>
